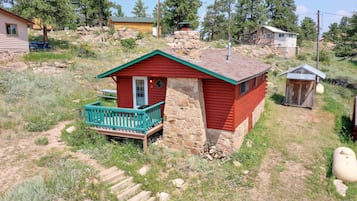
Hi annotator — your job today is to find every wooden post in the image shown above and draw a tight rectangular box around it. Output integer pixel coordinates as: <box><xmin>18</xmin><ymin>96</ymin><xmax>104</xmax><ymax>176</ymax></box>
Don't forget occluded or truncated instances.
<box><xmin>316</xmin><ymin>10</ymin><xmax>320</xmax><ymax>69</ymax></box>
<box><xmin>143</xmin><ymin>136</ymin><xmax>148</xmax><ymax>152</ymax></box>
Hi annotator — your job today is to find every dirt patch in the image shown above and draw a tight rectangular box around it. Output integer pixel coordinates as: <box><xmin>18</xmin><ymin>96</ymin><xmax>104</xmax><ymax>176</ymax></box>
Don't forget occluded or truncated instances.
<box><xmin>0</xmin><ymin>121</ymin><xmax>70</xmax><ymax>193</ymax></box>
<box><xmin>248</xmin><ymin>101</ymin><xmax>337</xmax><ymax>200</ymax></box>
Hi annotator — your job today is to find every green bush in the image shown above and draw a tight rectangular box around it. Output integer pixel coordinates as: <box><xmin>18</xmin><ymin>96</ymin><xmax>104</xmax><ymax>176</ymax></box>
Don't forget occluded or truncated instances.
<box><xmin>296</xmin><ymin>53</ymin><xmax>307</xmax><ymax>61</ymax></box>
<box><xmin>120</xmin><ymin>38</ymin><xmax>137</xmax><ymax>50</ymax></box>
<box><xmin>35</xmin><ymin>137</ymin><xmax>49</xmax><ymax>146</ymax></box>
<box><xmin>137</xmin><ymin>32</ymin><xmax>144</xmax><ymax>40</ymax></box>
<box><xmin>76</xmin><ymin>43</ymin><xmax>96</xmax><ymax>58</ymax></box>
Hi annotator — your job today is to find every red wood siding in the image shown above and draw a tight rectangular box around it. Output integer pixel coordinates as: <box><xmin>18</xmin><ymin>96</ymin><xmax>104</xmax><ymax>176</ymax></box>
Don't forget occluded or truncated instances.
<box><xmin>116</xmin><ymin>76</ymin><xmax>133</xmax><ymax>108</ymax></box>
<box><xmin>234</xmin><ymin>74</ymin><xmax>267</xmax><ymax>130</ymax></box>
<box><xmin>113</xmin><ymin>55</ymin><xmax>215</xmax><ymax>79</ymax></box>
<box><xmin>203</xmin><ymin>79</ymin><xmax>235</xmax><ymax>131</ymax></box>
<box><xmin>148</xmin><ymin>77</ymin><xmax>167</xmax><ymax>113</ymax></box>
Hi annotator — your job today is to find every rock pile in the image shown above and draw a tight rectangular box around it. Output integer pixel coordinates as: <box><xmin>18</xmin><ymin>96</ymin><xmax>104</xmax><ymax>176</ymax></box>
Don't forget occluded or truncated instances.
<box><xmin>201</xmin><ymin>144</ymin><xmax>227</xmax><ymax>161</ymax></box>
<box><xmin>76</xmin><ymin>26</ymin><xmax>139</xmax><ymax>43</ymax></box>
<box><xmin>169</xmin><ymin>31</ymin><xmax>201</xmax><ymax>59</ymax></box>
<box><xmin>0</xmin><ymin>51</ymin><xmax>25</xmax><ymax>62</ymax></box>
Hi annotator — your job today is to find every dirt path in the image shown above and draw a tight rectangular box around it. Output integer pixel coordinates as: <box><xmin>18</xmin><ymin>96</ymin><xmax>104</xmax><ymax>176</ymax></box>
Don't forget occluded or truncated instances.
<box><xmin>0</xmin><ymin>121</ymin><xmax>106</xmax><ymax>193</ymax></box>
<box><xmin>248</xmin><ymin>102</ymin><xmax>339</xmax><ymax>201</ymax></box>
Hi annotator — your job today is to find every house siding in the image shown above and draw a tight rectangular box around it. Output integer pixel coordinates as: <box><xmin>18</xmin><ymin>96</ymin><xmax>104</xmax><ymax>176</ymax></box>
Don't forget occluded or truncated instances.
<box><xmin>0</xmin><ymin>12</ymin><xmax>30</xmax><ymax>52</ymax></box>
<box><xmin>234</xmin><ymin>74</ymin><xmax>267</xmax><ymax>130</ymax></box>
<box><xmin>111</xmin><ymin>22</ymin><xmax>153</xmax><ymax>33</ymax></box>
<box><xmin>116</xmin><ymin>76</ymin><xmax>133</xmax><ymax>108</ymax></box>
<box><xmin>112</xmin><ymin>55</ymin><xmax>214</xmax><ymax>79</ymax></box>
<box><xmin>203</xmin><ymin>79</ymin><xmax>235</xmax><ymax>131</ymax></box>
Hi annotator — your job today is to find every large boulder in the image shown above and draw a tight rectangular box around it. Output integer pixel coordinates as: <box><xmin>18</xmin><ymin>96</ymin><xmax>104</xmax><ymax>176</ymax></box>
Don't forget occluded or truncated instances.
<box><xmin>333</xmin><ymin>147</ymin><xmax>357</xmax><ymax>182</ymax></box>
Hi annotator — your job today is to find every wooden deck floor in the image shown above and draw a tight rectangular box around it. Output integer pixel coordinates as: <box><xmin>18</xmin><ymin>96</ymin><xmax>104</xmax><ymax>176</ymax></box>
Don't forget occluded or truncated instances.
<box><xmin>91</xmin><ymin>123</ymin><xmax>163</xmax><ymax>152</ymax></box>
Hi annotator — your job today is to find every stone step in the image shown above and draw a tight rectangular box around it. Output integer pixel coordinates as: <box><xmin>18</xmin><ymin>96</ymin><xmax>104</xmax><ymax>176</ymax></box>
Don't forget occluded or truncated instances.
<box><xmin>101</xmin><ymin>169</ymin><xmax>125</xmax><ymax>184</ymax></box>
<box><xmin>127</xmin><ymin>191</ymin><xmax>151</xmax><ymax>201</ymax></box>
<box><xmin>110</xmin><ymin>177</ymin><xmax>134</xmax><ymax>193</ymax></box>
<box><xmin>146</xmin><ymin>197</ymin><xmax>156</xmax><ymax>201</ymax></box>
<box><xmin>117</xmin><ymin>183</ymin><xmax>142</xmax><ymax>201</ymax></box>
<box><xmin>99</xmin><ymin>166</ymin><xmax>118</xmax><ymax>178</ymax></box>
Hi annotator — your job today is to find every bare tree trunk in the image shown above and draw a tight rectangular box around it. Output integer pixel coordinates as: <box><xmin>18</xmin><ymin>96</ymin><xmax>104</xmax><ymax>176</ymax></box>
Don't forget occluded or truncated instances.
<box><xmin>43</xmin><ymin>25</ymin><xmax>48</xmax><ymax>42</ymax></box>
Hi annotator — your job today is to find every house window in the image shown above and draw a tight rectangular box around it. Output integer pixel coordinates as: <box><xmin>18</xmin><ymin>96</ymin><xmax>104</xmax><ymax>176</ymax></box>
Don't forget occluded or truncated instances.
<box><xmin>267</xmin><ymin>33</ymin><xmax>272</xmax><ymax>38</ymax></box>
<box><xmin>254</xmin><ymin>77</ymin><xmax>258</xmax><ymax>88</ymax></box>
<box><xmin>6</xmin><ymin>24</ymin><xmax>17</xmax><ymax>36</ymax></box>
<box><xmin>240</xmin><ymin>80</ymin><xmax>250</xmax><ymax>95</ymax></box>
<box><xmin>288</xmin><ymin>34</ymin><xmax>294</xmax><ymax>38</ymax></box>
<box><xmin>278</xmin><ymin>33</ymin><xmax>284</xmax><ymax>38</ymax></box>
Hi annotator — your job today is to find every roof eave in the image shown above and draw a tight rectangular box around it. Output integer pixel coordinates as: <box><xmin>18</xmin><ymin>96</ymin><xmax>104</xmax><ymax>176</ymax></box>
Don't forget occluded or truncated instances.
<box><xmin>97</xmin><ymin>49</ymin><xmax>240</xmax><ymax>85</ymax></box>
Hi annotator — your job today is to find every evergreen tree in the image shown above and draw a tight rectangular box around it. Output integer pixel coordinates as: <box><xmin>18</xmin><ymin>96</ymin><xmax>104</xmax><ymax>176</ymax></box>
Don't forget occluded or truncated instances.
<box><xmin>324</xmin><ymin>22</ymin><xmax>342</xmax><ymax>42</ymax></box>
<box><xmin>132</xmin><ymin>0</ymin><xmax>147</xmax><ymax>17</ymax></box>
<box><xmin>72</xmin><ymin>0</ymin><xmax>112</xmax><ymax>27</ymax></box>
<box><xmin>299</xmin><ymin>17</ymin><xmax>317</xmax><ymax>42</ymax></box>
<box><xmin>12</xmin><ymin>0</ymin><xmax>76</xmax><ymax>41</ymax></box>
<box><xmin>112</xmin><ymin>3</ymin><xmax>124</xmax><ymax>17</ymax></box>
<box><xmin>234</xmin><ymin>0</ymin><xmax>267</xmax><ymax>40</ymax></box>
<box><xmin>333</xmin><ymin>13</ymin><xmax>357</xmax><ymax>58</ymax></box>
<box><xmin>162</xmin><ymin>0</ymin><xmax>202</xmax><ymax>33</ymax></box>
<box><xmin>266</xmin><ymin>0</ymin><xmax>298</xmax><ymax>32</ymax></box>
<box><xmin>201</xmin><ymin>0</ymin><xmax>228</xmax><ymax>40</ymax></box>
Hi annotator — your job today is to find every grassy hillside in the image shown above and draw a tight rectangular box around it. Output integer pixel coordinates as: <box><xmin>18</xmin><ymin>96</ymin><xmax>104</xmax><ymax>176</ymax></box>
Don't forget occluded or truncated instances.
<box><xmin>1</xmin><ymin>31</ymin><xmax>357</xmax><ymax>200</ymax></box>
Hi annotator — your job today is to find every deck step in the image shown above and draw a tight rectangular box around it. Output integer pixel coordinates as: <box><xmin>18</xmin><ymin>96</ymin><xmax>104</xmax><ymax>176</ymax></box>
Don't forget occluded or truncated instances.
<box><xmin>110</xmin><ymin>177</ymin><xmax>134</xmax><ymax>193</ymax></box>
<box><xmin>117</xmin><ymin>183</ymin><xmax>142</xmax><ymax>201</ymax></box>
<box><xmin>101</xmin><ymin>169</ymin><xmax>125</xmax><ymax>184</ymax></box>
<box><xmin>99</xmin><ymin>166</ymin><xmax>118</xmax><ymax>178</ymax></box>
<box><xmin>127</xmin><ymin>191</ymin><xmax>151</xmax><ymax>201</ymax></box>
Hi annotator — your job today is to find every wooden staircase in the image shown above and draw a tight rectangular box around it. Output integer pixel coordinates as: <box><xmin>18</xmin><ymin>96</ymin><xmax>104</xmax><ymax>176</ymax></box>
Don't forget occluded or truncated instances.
<box><xmin>99</xmin><ymin>166</ymin><xmax>156</xmax><ymax>201</ymax></box>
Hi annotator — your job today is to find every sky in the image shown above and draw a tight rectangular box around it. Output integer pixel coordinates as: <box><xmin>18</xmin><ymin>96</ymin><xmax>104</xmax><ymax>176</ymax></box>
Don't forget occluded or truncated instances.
<box><xmin>116</xmin><ymin>0</ymin><xmax>356</xmax><ymax>33</ymax></box>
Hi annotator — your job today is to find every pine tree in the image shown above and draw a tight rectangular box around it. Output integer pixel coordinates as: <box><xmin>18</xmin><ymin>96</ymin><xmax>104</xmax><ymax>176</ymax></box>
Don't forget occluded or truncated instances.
<box><xmin>12</xmin><ymin>0</ymin><xmax>76</xmax><ymax>41</ymax></box>
<box><xmin>234</xmin><ymin>0</ymin><xmax>268</xmax><ymax>39</ymax></box>
<box><xmin>201</xmin><ymin>0</ymin><xmax>228</xmax><ymax>40</ymax></box>
<box><xmin>162</xmin><ymin>0</ymin><xmax>202</xmax><ymax>33</ymax></box>
<box><xmin>299</xmin><ymin>17</ymin><xmax>317</xmax><ymax>42</ymax></box>
<box><xmin>266</xmin><ymin>0</ymin><xmax>298</xmax><ymax>32</ymax></box>
<box><xmin>132</xmin><ymin>0</ymin><xmax>147</xmax><ymax>17</ymax></box>
<box><xmin>72</xmin><ymin>0</ymin><xmax>112</xmax><ymax>27</ymax></box>
<box><xmin>112</xmin><ymin>3</ymin><xmax>124</xmax><ymax>17</ymax></box>
<box><xmin>333</xmin><ymin>13</ymin><xmax>357</xmax><ymax>58</ymax></box>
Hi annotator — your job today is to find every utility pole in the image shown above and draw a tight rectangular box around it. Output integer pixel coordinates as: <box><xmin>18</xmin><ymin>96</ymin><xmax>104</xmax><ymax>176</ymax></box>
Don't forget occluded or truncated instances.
<box><xmin>227</xmin><ymin>0</ymin><xmax>231</xmax><ymax>61</ymax></box>
<box><xmin>157</xmin><ymin>0</ymin><xmax>160</xmax><ymax>40</ymax></box>
<box><xmin>316</xmin><ymin>10</ymin><xmax>320</xmax><ymax>69</ymax></box>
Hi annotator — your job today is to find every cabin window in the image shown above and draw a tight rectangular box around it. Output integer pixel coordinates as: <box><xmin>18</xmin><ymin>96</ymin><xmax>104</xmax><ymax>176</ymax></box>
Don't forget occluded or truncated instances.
<box><xmin>240</xmin><ymin>80</ymin><xmax>250</xmax><ymax>95</ymax></box>
<box><xmin>254</xmin><ymin>77</ymin><xmax>258</xmax><ymax>88</ymax></box>
<box><xmin>6</xmin><ymin>23</ymin><xmax>17</xmax><ymax>36</ymax></box>
<box><xmin>278</xmin><ymin>33</ymin><xmax>284</xmax><ymax>38</ymax></box>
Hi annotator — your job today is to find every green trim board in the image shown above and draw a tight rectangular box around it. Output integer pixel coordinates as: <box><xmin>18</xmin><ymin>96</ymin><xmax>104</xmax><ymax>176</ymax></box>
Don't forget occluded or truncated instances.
<box><xmin>96</xmin><ymin>49</ymin><xmax>238</xmax><ymax>85</ymax></box>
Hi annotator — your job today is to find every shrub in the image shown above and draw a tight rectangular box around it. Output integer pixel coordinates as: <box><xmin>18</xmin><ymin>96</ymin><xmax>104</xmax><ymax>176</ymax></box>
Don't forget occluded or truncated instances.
<box><xmin>120</xmin><ymin>38</ymin><xmax>137</xmax><ymax>50</ymax></box>
<box><xmin>296</xmin><ymin>53</ymin><xmax>307</xmax><ymax>61</ymax></box>
<box><xmin>76</xmin><ymin>43</ymin><xmax>96</xmax><ymax>58</ymax></box>
<box><xmin>137</xmin><ymin>32</ymin><xmax>144</xmax><ymax>40</ymax></box>
<box><xmin>35</xmin><ymin>137</ymin><xmax>49</xmax><ymax>146</ymax></box>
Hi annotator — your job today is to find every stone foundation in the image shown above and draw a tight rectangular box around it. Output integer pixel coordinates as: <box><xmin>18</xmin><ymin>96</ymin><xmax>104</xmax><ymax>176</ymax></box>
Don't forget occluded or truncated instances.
<box><xmin>163</xmin><ymin>78</ymin><xmax>207</xmax><ymax>154</ymax></box>
<box><xmin>206</xmin><ymin>98</ymin><xmax>266</xmax><ymax>154</ymax></box>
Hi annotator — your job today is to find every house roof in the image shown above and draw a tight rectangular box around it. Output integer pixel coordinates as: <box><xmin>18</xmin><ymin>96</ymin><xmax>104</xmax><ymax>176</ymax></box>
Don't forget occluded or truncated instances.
<box><xmin>97</xmin><ymin>49</ymin><xmax>271</xmax><ymax>85</ymax></box>
<box><xmin>280</xmin><ymin>64</ymin><xmax>326</xmax><ymax>79</ymax></box>
<box><xmin>262</xmin><ymin>25</ymin><xmax>297</xmax><ymax>35</ymax></box>
<box><xmin>0</xmin><ymin>7</ymin><xmax>34</xmax><ymax>25</ymax></box>
<box><xmin>109</xmin><ymin>16</ymin><xmax>154</xmax><ymax>23</ymax></box>
<box><xmin>287</xmin><ymin>73</ymin><xmax>316</xmax><ymax>81</ymax></box>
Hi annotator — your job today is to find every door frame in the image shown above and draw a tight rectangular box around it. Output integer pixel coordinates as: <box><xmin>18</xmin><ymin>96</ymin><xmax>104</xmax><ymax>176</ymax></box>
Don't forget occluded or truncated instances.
<box><xmin>132</xmin><ymin>76</ymin><xmax>148</xmax><ymax>109</ymax></box>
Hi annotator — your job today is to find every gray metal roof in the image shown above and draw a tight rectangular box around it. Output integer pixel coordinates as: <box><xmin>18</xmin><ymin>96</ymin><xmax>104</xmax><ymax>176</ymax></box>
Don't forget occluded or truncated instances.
<box><xmin>287</xmin><ymin>73</ymin><xmax>316</xmax><ymax>81</ymax></box>
<box><xmin>280</xmin><ymin>64</ymin><xmax>326</xmax><ymax>79</ymax></box>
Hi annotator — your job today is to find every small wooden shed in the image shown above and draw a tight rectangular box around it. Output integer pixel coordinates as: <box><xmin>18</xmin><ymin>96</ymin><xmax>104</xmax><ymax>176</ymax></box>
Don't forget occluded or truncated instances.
<box><xmin>280</xmin><ymin>64</ymin><xmax>326</xmax><ymax>108</ymax></box>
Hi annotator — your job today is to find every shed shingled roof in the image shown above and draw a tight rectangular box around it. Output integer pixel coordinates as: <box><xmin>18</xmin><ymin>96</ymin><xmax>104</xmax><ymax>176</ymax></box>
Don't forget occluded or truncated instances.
<box><xmin>97</xmin><ymin>49</ymin><xmax>271</xmax><ymax>85</ymax></box>
<box><xmin>109</xmin><ymin>16</ymin><xmax>154</xmax><ymax>23</ymax></box>
<box><xmin>262</xmin><ymin>25</ymin><xmax>297</xmax><ymax>35</ymax></box>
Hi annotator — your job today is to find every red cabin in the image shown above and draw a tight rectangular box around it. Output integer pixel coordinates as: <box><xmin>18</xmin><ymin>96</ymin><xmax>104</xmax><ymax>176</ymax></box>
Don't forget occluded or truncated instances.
<box><xmin>88</xmin><ymin>49</ymin><xmax>270</xmax><ymax>154</ymax></box>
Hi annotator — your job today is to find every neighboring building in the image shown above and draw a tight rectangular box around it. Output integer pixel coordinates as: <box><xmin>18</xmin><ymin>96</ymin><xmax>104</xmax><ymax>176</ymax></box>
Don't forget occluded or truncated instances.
<box><xmin>248</xmin><ymin>25</ymin><xmax>298</xmax><ymax>58</ymax></box>
<box><xmin>0</xmin><ymin>7</ymin><xmax>33</xmax><ymax>57</ymax></box>
<box><xmin>108</xmin><ymin>17</ymin><xmax>154</xmax><ymax>33</ymax></box>
<box><xmin>84</xmin><ymin>48</ymin><xmax>270</xmax><ymax>154</ymax></box>
<box><xmin>280</xmin><ymin>64</ymin><xmax>326</xmax><ymax>109</ymax></box>
<box><xmin>32</xmin><ymin>17</ymin><xmax>53</xmax><ymax>30</ymax></box>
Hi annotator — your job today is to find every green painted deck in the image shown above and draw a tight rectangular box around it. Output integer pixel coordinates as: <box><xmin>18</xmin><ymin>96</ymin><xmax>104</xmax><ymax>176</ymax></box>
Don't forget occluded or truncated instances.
<box><xmin>84</xmin><ymin>101</ymin><xmax>164</xmax><ymax>151</ymax></box>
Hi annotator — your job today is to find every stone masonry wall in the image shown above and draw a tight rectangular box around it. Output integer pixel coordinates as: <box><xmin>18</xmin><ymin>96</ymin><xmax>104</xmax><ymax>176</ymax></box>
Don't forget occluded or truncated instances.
<box><xmin>252</xmin><ymin>98</ymin><xmax>265</xmax><ymax>127</ymax></box>
<box><xmin>163</xmin><ymin>78</ymin><xmax>207</xmax><ymax>154</ymax></box>
<box><xmin>206</xmin><ymin>98</ymin><xmax>266</xmax><ymax>154</ymax></box>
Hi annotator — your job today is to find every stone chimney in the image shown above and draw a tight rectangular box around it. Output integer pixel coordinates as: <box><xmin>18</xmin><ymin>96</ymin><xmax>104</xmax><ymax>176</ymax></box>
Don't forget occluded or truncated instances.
<box><xmin>170</xmin><ymin>31</ymin><xmax>201</xmax><ymax>59</ymax></box>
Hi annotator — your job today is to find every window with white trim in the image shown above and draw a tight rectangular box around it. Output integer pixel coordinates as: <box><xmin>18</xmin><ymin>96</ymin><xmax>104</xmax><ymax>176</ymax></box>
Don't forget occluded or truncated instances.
<box><xmin>6</xmin><ymin>23</ymin><xmax>17</xmax><ymax>36</ymax></box>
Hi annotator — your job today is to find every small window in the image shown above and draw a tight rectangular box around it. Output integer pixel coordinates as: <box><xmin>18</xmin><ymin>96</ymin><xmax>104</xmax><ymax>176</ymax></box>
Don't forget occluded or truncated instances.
<box><xmin>288</xmin><ymin>34</ymin><xmax>294</xmax><ymax>38</ymax></box>
<box><xmin>240</xmin><ymin>81</ymin><xmax>250</xmax><ymax>95</ymax></box>
<box><xmin>254</xmin><ymin>77</ymin><xmax>258</xmax><ymax>88</ymax></box>
<box><xmin>6</xmin><ymin>24</ymin><xmax>17</xmax><ymax>36</ymax></box>
<box><xmin>278</xmin><ymin>33</ymin><xmax>284</xmax><ymax>38</ymax></box>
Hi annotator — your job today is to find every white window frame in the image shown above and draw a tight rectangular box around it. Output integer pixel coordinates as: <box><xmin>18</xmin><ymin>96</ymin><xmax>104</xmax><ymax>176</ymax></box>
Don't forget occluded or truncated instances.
<box><xmin>132</xmin><ymin>76</ymin><xmax>148</xmax><ymax>109</ymax></box>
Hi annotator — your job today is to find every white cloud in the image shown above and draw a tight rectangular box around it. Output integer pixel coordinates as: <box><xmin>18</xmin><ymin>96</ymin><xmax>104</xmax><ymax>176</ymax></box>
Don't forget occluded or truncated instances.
<box><xmin>336</xmin><ymin>10</ymin><xmax>352</xmax><ymax>17</ymax></box>
<box><xmin>296</xmin><ymin>5</ymin><xmax>308</xmax><ymax>15</ymax></box>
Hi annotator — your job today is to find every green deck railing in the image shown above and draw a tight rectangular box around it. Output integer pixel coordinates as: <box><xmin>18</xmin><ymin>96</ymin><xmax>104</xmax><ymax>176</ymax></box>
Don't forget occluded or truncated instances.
<box><xmin>84</xmin><ymin>101</ymin><xmax>164</xmax><ymax>134</ymax></box>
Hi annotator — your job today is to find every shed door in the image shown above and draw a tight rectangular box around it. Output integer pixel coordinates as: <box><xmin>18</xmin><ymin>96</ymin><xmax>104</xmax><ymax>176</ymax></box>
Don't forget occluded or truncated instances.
<box><xmin>288</xmin><ymin>80</ymin><xmax>314</xmax><ymax>107</ymax></box>
<box><xmin>133</xmin><ymin>76</ymin><xmax>148</xmax><ymax>109</ymax></box>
